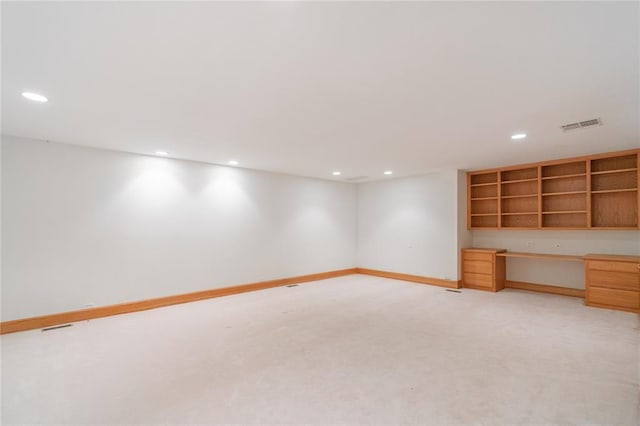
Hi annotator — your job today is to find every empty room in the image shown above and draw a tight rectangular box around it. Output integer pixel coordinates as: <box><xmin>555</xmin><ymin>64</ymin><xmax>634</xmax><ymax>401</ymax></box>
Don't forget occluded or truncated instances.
<box><xmin>1</xmin><ymin>1</ymin><xmax>639</xmax><ymax>425</ymax></box>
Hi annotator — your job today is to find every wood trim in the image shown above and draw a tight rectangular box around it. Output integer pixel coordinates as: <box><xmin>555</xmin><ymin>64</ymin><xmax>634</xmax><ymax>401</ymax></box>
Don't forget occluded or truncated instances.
<box><xmin>584</xmin><ymin>254</ymin><xmax>640</xmax><ymax>262</ymax></box>
<box><xmin>356</xmin><ymin>268</ymin><xmax>461</xmax><ymax>289</ymax></box>
<box><xmin>496</xmin><ymin>251</ymin><xmax>584</xmax><ymax>262</ymax></box>
<box><xmin>0</xmin><ymin>268</ymin><xmax>358</xmax><ymax>335</ymax></box>
<box><xmin>586</xmin><ymin>158</ymin><xmax>592</xmax><ymax>228</ymax></box>
<box><xmin>585</xmin><ymin>301</ymin><xmax>640</xmax><ymax>314</ymax></box>
<box><xmin>505</xmin><ymin>280</ymin><xmax>585</xmax><ymax>298</ymax></box>
<box><xmin>467</xmin><ymin>148</ymin><xmax>640</xmax><ymax>174</ymax></box>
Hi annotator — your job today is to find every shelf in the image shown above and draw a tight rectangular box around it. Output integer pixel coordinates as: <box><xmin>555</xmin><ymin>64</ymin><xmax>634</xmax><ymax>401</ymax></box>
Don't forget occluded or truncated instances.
<box><xmin>471</xmin><ymin>196</ymin><xmax>498</xmax><ymax>201</ymax></box>
<box><xmin>591</xmin><ymin>188</ymin><xmax>637</xmax><ymax>194</ymax></box>
<box><xmin>471</xmin><ymin>182</ymin><xmax>498</xmax><ymax>187</ymax></box>
<box><xmin>501</xmin><ymin>212</ymin><xmax>537</xmax><ymax>216</ymax></box>
<box><xmin>501</xmin><ymin>178</ymin><xmax>538</xmax><ymax>184</ymax></box>
<box><xmin>591</xmin><ymin>168</ymin><xmax>637</xmax><ymax>176</ymax></box>
<box><xmin>542</xmin><ymin>191</ymin><xmax>587</xmax><ymax>196</ymax></box>
<box><xmin>542</xmin><ymin>210</ymin><xmax>587</xmax><ymax>214</ymax></box>
<box><xmin>589</xmin><ymin>227</ymin><xmax>640</xmax><ymax>230</ymax></box>
<box><xmin>541</xmin><ymin>173</ymin><xmax>586</xmax><ymax>180</ymax></box>
<box><xmin>471</xmin><ymin>213</ymin><xmax>498</xmax><ymax>217</ymax></box>
<box><xmin>501</xmin><ymin>194</ymin><xmax>537</xmax><ymax>199</ymax></box>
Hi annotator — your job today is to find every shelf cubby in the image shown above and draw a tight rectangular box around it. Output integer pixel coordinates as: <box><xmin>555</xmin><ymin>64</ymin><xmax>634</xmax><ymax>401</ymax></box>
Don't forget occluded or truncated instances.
<box><xmin>501</xmin><ymin>213</ymin><xmax>538</xmax><ymax>228</ymax></box>
<box><xmin>591</xmin><ymin>189</ymin><xmax>638</xmax><ymax>228</ymax></box>
<box><xmin>502</xmin><ymin>196</ymin><xmax>537</xmax><ymax>214</ymax></box>
<box><xmin>542</xmin><ymin>192</ymin><xmax>586</xmax><ymax>213</ymax></box>
<box><xmin>501</xmin><ymin>167</ymin><xmax>537</xmax><ymax>182</ymax></box>
<box><xmin>471</xmin><ymin>215</ymin><xmax>498</xmax><ymax>228</ymax></box>
<box><xmin>591</xmin><ymin>170</ymin><xmax>637</xmax><ymax>192</ymax></box>
<box><xmin>542</xmin><ymin>212</ymin><xmax>587</xmax><ymax>228</ymax></box>
<box><xmin>542</xmin><ymin>176</ymin><xmax>586</xmax><ymax>194</ymax></box>
<box><xmin>471</xmin><ymin>199</ymin><xmax>498</xmax><ymax>215</ymax></box>
<box><xmin>470</xmin><ymin>172</ymin><xmax>498</xmax><ymax>185</ymax></box>
<box><xmin>501</xmin><ymin>181</ymin><xmax>537</xmax><ymax>197</ymax></box>
<box><xmin>591</xmin><ymin>154</ymin><xmax>637</xmax><ymax>173</ymax></box>
<box><xmin>542</xmin><ymin>161</ymin><xmax>586</xmax><ymax>178</ymax></box>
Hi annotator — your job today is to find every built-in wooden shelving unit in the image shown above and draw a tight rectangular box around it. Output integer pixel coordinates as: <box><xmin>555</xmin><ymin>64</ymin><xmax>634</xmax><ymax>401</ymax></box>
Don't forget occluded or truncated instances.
<box><xmin>467</xmin><ymin>149</ymin><xmax>639</xmax><ymax>230</ymax></box>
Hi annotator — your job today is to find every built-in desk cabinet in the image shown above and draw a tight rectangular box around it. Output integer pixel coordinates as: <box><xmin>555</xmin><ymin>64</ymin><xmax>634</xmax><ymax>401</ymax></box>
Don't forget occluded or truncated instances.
<box><xmin>461</xmin><ymin>248</ymin><xmax>506</xmax><ymax>292</ymax></box>
<box><xmin>468</xmin><ymin>149</ymin><xmax>640</xmax><ymax>230</ymax></box>
<box><xmin>585</xmin><ymin>254</ymin><xmax>640</xmax><ymax>313</ymax></box>
<box><xmin>462</xmin><ymin>249</ymin><xmax>640</xmax><ymax>313</ymax></box>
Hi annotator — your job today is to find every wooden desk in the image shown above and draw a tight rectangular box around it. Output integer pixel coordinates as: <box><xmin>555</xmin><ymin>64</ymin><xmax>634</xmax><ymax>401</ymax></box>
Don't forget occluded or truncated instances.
<box><xmin>462</xmin><ymin>249</ymin><xmax>640</xmax><ymax>313</ymax></box>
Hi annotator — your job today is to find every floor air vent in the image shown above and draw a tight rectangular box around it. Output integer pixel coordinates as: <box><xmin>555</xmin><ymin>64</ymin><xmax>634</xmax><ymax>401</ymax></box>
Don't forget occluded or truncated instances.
<box><xmin>42</xmin><ymin>324</ymin><xmax>73</xmax><ymax>331</ymax></box>
<box><xmin>561</xmin><ymin>118</ymin><xmax>602</xmax><ymax>132</ymax></box>
<box><xmin>446</xmin><ymin>289</ymin><xmax>462</xmax><ymax>293</ymax></box>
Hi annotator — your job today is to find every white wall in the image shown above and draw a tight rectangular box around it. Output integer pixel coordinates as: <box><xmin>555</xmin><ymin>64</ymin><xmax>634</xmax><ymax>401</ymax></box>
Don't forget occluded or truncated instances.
<box><xmin>1</xmin><ymin>136</ymin><xmax>357</xmax><ymax>320</ymax></box>
<box><xmin>356</xmin><ymin>170</ymin><xmax>463</xmax><ymax>281</ymax></box>
<box><xmin>472</xmin><ymin>230</ymin><xmax>640</xmax><ymax>289</ymax></box>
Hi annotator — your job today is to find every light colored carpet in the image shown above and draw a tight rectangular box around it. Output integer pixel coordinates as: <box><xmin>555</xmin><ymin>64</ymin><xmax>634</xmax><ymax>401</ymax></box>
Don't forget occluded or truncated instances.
<box><xmin>2</xmin><ymin>274</ymin><xmax>639</xmax><ymax>425</ymax></box>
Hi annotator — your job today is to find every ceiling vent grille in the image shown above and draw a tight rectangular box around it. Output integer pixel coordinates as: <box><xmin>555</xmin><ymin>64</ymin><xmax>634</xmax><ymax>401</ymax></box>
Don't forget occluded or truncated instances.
<box><xmin>561</xmin><ymin>118</ymin><xmax>602</xmax><ymax>132</ymax></box>
<box><xmin>345</xmin><ymin>176</ymin><xmax>368</xmax><ymax>182</ymax></box>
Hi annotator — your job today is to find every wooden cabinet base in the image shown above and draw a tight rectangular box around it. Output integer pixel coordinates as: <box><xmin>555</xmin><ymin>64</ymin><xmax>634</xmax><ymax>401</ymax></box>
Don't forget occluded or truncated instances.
<box><xmin>461</xmin><ymin>248</ymin><xmax>506</xmax><ymax>292</ymax></box>
<box><xmin>585</xmin><ymin>255</ymin><xmax>640</xmax><ymax>313</ymax></box>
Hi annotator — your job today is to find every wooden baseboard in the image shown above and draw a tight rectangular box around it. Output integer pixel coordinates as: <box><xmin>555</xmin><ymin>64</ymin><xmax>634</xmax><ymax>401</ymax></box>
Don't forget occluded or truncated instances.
<box><xmin>0</xmin><ymin>268</ymin><xmax>358</xmax><ymax>335</ymax></box>
<box><xmin>505</xmin><ymin>280</ymin><xmax>585</xmax><ymax>298</ymax></box>
<box><xmin>356</xmin><ymin>268</ymin><xmax>461</xmax><ymax>289</ymax></box>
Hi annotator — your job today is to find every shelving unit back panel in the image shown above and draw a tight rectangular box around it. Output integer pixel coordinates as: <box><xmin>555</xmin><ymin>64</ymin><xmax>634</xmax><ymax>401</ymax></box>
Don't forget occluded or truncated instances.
<box><xmin>542</xmin><ymin>193</ymin><xmax>587</xmax><ymax>212</ymax></box>
<box><xmin>542</xmin><ymin>177</ymin><xmax>586</xmax><ymax>193</ymax></box>
<box><xmin>471</xmin><ymin>185</ymin><xmax>498</xmax><ymax>199</ymax></box>
<box><xmin>502</xmin><ymin>197</ymin><xmax>538</xmax><ymax>213</ymax></box>
<box><xmin>542</xmin><ymin>161</ymin><xmax>586</xmax><ymax>177</ymax></box>
<box><xmin>501</xmin><ymin>214</ymin><xmax>538</xmax><ymax>228</ymax></box>
<box><xmin>502</xmin><ymin>181</ymin><xmax>537</xmax><ymax>197</ymax></box>
<box><xmin>591</xmin><ymin>154</ymin><xmax>637</xmax><ymax>172</ymax></box>
<box><xmin>501</xmin><ymin>167</ymin><xmax>537</xmax><ymax>181</ymax></box>
<box><xmin>542</xmin><ymin>212</ymin><xmax>587</xmax><ymax>228</ymax></box>
<box><xmin>470</xmin><ymin>173</ymin><xmax>498</xmax><ymax>185</ymax></box>
<box><xmin>471</xmin><ymin>199</ymin><xmax>498</xmax><ymax>214</ymax></box>
<box><xmin>471</xmin><ymin>215</ymin><xmax>498</xmax><ymax>228</ymax></box>
<box><xmin>591</xmin><ymin>171</ymin><xmax>637</xmax><ymax>192</ymax></box>
<box><xmin>591</xmin><ymin>191</ymin><xmax>638</xmax><ymax>228</ymax></box>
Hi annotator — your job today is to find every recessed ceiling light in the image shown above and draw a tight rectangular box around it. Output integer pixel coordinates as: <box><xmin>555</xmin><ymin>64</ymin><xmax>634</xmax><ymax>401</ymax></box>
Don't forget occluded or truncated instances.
<box><xmin>22</xmin><ymin>92</ymin><xmax>48</xmax><ymax>102</ymax></box>
<box><xmin>384</xmin><ymin>171</ymin><xmax>393</xmax><ymax>175</ymax></box>
<box><xmin>332</xmin><ymin>171</ymin><xmax>341</xmax><ymax>176</ymax></box>
<box><xmin>228</xmin><ymin>160</ymin><xmax>239</xmax><ymax>166</ymax></box>
<box><xmin>155</xmin><ymin>151</ymin><xmax>169</xmax><ymax>156</ymax></box>
<box><xmin>511</xmin><ymin>133</ymin><xmax>527</xmax><ymax>140</ymax></box>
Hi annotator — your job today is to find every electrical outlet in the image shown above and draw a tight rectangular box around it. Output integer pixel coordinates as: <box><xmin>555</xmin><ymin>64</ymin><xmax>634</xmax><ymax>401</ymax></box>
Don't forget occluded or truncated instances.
<box><xmin>83</xmin><ymin>303</ymin><xmax>95</xmax><ymax>309</ymax></box>
<box><xmin>526</xmin><ymin>241</ymin><xmax>534</xmax><ymax>249</ymax></box>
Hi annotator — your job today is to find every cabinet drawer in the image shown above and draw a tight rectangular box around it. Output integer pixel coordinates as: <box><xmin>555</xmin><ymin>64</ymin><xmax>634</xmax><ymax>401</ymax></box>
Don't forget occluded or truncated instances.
<box><xmin>462</xmin><ymin>251</ymin><xmax>493</xmax><ymax>262</ymax></box>
<box><xmin>588</xmin><ymin>287</ymin><xmax>640</xmax><ymax>310</ymax></box>
<box><xmin>463</xmin><ymin>272</ymin><xmax>493</xmax><ymax>288</ymax></box>
<box><xmin>588</xmin><ymin>270</ymin><xmax>640</xmax><ymax>291</ymax></box>
<box><xmin>463</xmin><ymin>260</ymin><xmax>493</xmax><ymax>275</ymax></box>
<box><xmin>587</xmin><ymin>260</ymin><xmax>639</xmax><ymax>273</ymax></box>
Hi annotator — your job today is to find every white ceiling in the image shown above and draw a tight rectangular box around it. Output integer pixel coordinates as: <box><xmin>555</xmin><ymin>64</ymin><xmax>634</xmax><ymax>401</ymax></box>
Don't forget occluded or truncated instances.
<box><xmin>2</xmin><ymin>1</ymin><xmax>639</xmax><ymax>181</ymax></box>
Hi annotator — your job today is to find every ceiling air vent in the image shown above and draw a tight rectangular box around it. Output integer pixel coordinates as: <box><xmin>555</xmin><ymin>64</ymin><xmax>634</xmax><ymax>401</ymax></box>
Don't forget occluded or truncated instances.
<box><xmin>561</xmin><ymin>118</ymin><xmax>602</xmax><ymax>132</ymax></box>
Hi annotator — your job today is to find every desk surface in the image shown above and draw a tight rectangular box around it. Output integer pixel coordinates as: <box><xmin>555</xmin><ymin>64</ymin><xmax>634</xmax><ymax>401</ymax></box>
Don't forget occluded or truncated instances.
<box><xmin>584</xmin><ymin>253</ymin><xmax>640</xmax><ymax>262</ymax></box>
<box><xmin>495</xmin><ymin>251</ymin><xmax>584</xmax><ymax>262</ymax></box>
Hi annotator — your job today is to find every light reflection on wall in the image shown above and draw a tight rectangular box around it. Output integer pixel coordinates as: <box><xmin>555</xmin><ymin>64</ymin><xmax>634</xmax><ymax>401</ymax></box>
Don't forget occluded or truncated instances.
<box><xmin>122</xmin><ymin>157</ymin><xmax>184</xmax><ymax>206</ymax></box>
<box><xmin>201</xmin><ymin>167</ymin><xmax>255</xmax><ymax>217</ymax></box>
